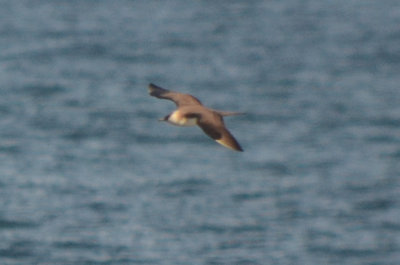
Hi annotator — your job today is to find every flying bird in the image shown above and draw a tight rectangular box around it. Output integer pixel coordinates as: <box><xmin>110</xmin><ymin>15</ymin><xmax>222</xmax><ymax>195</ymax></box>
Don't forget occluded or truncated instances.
<box><xmin>148</xmin><ymin>83</ymin><xmax>244</xmax><ymax>152</ymax></box>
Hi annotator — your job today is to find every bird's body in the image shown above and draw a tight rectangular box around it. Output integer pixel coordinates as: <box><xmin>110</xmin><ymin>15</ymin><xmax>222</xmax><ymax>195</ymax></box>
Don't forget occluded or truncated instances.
<box><xmin>168</xmin><ymin>111</ymin><xmax>196</xmax><ymax>126</ymax></box>
<box><xmin>148</xmin><ymin>83</ymin><xmax>243</xmax><ymax>152</ymax></box>
<box><xmin>166</xmin><ymin>107</ymin><xmax>201</xmax><ymax>127</ymax></box>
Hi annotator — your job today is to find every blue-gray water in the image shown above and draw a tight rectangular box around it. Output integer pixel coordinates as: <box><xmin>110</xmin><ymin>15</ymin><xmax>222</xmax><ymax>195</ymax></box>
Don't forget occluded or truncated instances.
<box><xmin>1</xmin><ymin>1</ymin><xmax>400</xmax><ymax>264</ymax></box>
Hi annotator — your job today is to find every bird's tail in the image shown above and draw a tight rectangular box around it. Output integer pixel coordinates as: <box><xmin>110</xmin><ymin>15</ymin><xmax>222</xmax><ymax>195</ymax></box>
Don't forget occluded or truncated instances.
<box><xmin>214</xmin><ymin>110</ymin><xmax>246</xmax><ymax>116</ymax></box>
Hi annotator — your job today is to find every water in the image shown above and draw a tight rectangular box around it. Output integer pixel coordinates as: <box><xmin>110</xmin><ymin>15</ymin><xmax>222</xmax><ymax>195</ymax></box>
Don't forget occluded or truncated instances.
<box><xmin>1</xmin><ymin>0</ymin><xmax>400</xmax><ymax>264</ymax></box>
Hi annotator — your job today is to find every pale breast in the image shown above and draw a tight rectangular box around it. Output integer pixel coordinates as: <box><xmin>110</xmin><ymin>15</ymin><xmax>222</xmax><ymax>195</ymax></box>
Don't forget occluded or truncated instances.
<box><xmin>168</xmin><ymin>110</ymin><xmax>198</xmax><ymax>126</ymax></box>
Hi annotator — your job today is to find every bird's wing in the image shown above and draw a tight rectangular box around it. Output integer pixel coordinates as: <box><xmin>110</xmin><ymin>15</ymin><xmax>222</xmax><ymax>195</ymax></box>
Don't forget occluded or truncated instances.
<box><xmin>196</xmin><ymin>112</ymin><xmax>243</xmax><ymax>152</ymax></box>
<box><xmin>148</xmin><ymin>83</ymin><xmax>202</xmax><ymax>107</ymax></box>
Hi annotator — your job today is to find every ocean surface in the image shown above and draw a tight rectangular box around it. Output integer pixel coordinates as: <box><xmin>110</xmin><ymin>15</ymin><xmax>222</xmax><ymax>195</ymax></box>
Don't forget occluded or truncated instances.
<box><xmin>1</xmin><ymin>1</ymin><xmax>400</xmax><ymax>264</ymax></box>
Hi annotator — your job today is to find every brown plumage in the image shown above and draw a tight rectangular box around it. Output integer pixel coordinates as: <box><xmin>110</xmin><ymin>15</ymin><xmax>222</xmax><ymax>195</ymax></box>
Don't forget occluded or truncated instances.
<box><xmin>148</xmin><ymin>83</ymin><xmax>243</xmax><ymax>152</ymax></box>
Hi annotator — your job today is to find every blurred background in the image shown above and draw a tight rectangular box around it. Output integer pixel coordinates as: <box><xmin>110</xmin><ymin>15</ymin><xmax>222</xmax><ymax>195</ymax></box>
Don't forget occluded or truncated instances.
<box><xmin>1</xmin><ymin>0</ymin><xmax>400</xmax><ymax>264</ymax></box>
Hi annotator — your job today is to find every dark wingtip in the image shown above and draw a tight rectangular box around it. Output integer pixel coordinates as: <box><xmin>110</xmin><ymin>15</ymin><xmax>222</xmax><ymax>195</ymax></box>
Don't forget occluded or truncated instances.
<box><xmin>234</xmin><ymin>143</ymin><xmax>244</xmax><ymax>152</ymax></box>
<box><xmin>148</xmin><ymin>83</ymin><xmax>168</xmax><ymax>97</ymax></box>
<box><xmin>148</xmin><ymin>83</ymin><xmax>156</xmax><ymax>93</ymax></box>
<box><xmin>216</xmin><ymin>137</ymin><xmax>244</xmax><ymax>152</ymax></box>
<box><xmin>230</xmin><ymin>135</ymin><xmax>243</xmax><ymax>152</ymax></box>
<box><xmin>228</xmin><ymin>143</ymin><xmax>244</xmax><ymax>152</ymax></box>
<box><xmin>148</xmin><ymin>83</ymin><xmax>160</xmax><ymax>97</ymax></box>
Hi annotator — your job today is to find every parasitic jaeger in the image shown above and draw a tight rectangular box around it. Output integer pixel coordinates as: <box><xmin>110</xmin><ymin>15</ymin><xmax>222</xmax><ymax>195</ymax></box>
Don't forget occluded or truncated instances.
<box><xmin>148</xmin><ymin>83</ymin><xmax>244</xmax><ymax>152</ymax></box>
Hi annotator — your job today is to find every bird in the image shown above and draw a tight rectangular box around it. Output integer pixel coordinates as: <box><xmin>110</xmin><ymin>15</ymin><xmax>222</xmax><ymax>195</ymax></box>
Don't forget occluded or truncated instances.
<box><xmin>148</xmin><ymin>83</ymin><xmax>244</xmax><ymax>152</ymax></box>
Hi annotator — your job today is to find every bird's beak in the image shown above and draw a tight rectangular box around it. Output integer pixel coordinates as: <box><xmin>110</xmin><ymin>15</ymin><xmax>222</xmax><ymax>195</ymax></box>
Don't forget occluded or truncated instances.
<box><xmin>158</xmin><ymin>115</ymin><xmax>169</xmax><ymax>122</ymax></box>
